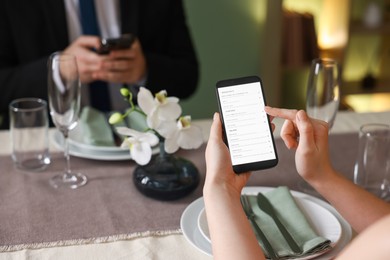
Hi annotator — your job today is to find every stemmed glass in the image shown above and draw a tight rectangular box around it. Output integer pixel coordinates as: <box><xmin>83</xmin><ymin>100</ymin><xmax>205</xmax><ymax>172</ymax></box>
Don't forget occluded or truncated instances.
<box><xmin>306</xmin><ymin>58</ymin><xmax>341</xmax><ymax>130</ymax></box>
<box><xmin>47</xmin><ymin>52</ymin><xmax>87</xmax><ymax>189</ymax></box>
<box><xmin>300</xmin><ymin>58</ymin><xmax>341</xmax><ymax>195</ymax></box>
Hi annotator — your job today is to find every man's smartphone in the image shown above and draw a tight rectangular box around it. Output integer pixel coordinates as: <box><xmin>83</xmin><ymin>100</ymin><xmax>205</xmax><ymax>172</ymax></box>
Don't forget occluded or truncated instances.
<box><xmin>97</xmin><ymin>34</ymin><xmax>136</xmax><ymax>54</ymax></box>
<box><xmin>215</xmin><ymin>76</ymin><xmax>278</xmax><ymax>174</ymax></box>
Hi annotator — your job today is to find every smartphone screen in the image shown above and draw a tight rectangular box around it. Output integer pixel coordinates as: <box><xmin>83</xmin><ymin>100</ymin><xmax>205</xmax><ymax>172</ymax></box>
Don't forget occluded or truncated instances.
<box><xmin>216</xmin><ymin>76</ymin><xmax>278</xmax><ymax>173</ymax></box>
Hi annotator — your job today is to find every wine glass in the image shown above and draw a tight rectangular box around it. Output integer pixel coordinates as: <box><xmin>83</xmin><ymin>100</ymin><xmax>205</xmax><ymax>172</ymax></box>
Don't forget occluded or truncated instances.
<box><xmin>300</xmin><ymin>58</ymin><xmax>341</xmax><ymax>195</ymax></box>
<box><xmin>306</xmin><ymin>58</ymin><xmax>341</xmax><ymax>129</ymax></box>
<box><xmin>47</xmin><ymin>52</ymin><xmax>87</xmax><ymax>189</ymax></box>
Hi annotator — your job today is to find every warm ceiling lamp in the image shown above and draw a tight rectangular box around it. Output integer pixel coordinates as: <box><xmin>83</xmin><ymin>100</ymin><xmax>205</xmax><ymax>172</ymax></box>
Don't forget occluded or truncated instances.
<box><xmin>317</xmin><ymin>0</ymin><xmax>351</xmax><ymax>62</ymax></box>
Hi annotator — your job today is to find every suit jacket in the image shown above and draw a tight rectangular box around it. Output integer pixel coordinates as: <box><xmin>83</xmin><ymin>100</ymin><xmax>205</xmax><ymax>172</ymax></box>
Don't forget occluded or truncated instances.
<box><xmin>0</xmin><ymin>0</ymin><xmax>199</xmax><ymax>128</ymax></box>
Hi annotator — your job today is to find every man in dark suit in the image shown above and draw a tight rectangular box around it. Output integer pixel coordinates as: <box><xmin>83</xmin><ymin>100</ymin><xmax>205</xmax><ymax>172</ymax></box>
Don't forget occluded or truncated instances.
<box><xmin>0</xmin><ymin>0</ymin><xmax>199</xmax><ymax>128</ymax></box>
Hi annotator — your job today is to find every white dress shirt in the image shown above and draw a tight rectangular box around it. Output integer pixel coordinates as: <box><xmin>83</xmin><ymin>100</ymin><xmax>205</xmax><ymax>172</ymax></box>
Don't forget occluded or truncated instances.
<box><xmin>64</xmin><ymin>0</ymin><xmax>130</xmax><ymax>111</ymax></box>
<box><xmin>64</xmin><ymin>0</ymin><xmax>121</xmax><ymax>41</ymax></box>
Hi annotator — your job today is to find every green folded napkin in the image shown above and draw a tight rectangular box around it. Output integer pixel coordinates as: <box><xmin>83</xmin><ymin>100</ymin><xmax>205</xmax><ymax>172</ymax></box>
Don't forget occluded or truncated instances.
<box><xmin>72</xmin><ymin>106</ymin><xmax>115</xmax><ymax>146</ymax></box>
<box><xmin>247</xmin><ymin>186</ymin><xmax>332</xmax><ymax>259</ymax></box>
<box><xmin>124</xmin><ymin>107</ymin><xmax>148</xmax><ymax>132</ymax></box>
<box><xmin>70</xmin><ymin>106</ymin><xmax>149</xmax><ymax>147</ymax></box>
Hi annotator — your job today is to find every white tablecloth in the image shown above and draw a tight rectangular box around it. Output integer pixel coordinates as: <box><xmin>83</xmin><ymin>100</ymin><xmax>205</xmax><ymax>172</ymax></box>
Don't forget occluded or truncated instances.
<box><xmin>0</xmin><ymin>110</ymin><xmax>389</xmax><ymax>260</ymax></box>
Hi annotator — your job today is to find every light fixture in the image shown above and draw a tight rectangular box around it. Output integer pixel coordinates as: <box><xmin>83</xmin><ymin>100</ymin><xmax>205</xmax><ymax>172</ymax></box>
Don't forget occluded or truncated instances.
<box><xmin>317</xmin><ymin>0</ymin><xmax>351</xmax><ymax>62</ymax></box>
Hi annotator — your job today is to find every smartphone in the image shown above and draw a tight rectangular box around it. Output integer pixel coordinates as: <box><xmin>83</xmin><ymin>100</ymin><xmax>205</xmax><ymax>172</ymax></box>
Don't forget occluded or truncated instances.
<box><xmin>97</xmin><ymin>34</ymin><xmax>136</xmax><ymax>54</ymax></box>
<box><xmin>215</xmin><ymin>76</ymin><xmax>278</xmax><ymax>173</ymax></box>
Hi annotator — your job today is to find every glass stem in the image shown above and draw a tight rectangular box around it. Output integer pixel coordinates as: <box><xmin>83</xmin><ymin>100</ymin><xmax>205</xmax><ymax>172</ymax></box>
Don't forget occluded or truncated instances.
<box><xmin>62</xmin><ymin>131</ymin><xmax>73</xmax><ymax>180</ymax></box>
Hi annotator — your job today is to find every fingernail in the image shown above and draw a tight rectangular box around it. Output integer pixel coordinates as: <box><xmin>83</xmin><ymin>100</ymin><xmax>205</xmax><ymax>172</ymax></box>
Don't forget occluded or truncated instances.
<box><xmin>213</xmin><ymin>112</ymin><xmax>219</xmax><ymax>121</ymax></box>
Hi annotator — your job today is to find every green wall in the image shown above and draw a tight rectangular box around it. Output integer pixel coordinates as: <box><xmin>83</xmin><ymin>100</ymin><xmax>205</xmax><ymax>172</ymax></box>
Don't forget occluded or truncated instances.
<box><xmin>344</xmin><ymin>0</ymin><xmax>385</xmax><ymax>82</ymax></box>
<box><xmin>181</xmin><ymin>0</ymin><xmax>267</xmax><ymax>119</ymax></box>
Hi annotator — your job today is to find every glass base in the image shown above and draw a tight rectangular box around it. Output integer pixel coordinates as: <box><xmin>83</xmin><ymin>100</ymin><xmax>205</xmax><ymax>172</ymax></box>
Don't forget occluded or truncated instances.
<box><xmin>133</xmin><ymin>155</ymin><xmax>200</xmax><ymax>200</ymax></box>
<box><xmin>50</xmin><ymin>173</ymin><xmax>88</xmax><ymax>189</ymax></box>
<box><xmin>15</xmin><ymin>157</ymin><xmax>50</xmax><ymax>172</ymax></box>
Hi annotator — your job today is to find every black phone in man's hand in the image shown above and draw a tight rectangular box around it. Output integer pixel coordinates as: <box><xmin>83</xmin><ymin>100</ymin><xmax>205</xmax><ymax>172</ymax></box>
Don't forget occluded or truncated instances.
<box><xmin>97</xmin><ymin>34</ymin><xmax>136</xmax><ymax>54</ymax></box>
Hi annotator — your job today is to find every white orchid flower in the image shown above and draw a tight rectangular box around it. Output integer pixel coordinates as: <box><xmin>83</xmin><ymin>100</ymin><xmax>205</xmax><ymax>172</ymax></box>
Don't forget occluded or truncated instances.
<box><xmin>137</xmin><ymin>87</ymin><xmax>181</xmax><ymax>129</ymax></box>
<box><xmin>116</xmin><ymin>127</ymin><xmax>159</xmax><ymax>165</ymax></box>
<box><xmin>164</xmin><ymin>116</ymin><xmax>203</xmax><ymax>154</ymax></box>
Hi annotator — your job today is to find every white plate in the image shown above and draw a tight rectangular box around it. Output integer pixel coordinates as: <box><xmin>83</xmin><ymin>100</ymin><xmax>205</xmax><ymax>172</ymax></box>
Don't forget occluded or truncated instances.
<box><xmin>52</xmin><ymin>130</ymin><xmax>158</xmax><ymax>161</ymax></box>
<box><xmin>181</xmin><ymin>187</ymin><xmax>352</xmax><ymax>258</ymax></box>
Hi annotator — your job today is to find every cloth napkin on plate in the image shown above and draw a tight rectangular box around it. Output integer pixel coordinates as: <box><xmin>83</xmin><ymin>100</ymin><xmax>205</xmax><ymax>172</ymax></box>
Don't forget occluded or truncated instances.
<box><xmin>246</xmin><ymin>186</ymin><xmax>332</xmax><ymax>259</ymax></box>
<box><xmin>124</xmin><ymin>109</ymin><xmax>148</xmax><ymax>132</ymax></box>
<box><xmin>72</xmin><ymin>106</ymin><xmax>115</xmax><ymax>146</ymax></box>
<box><xmin>71</xmin><ymin>106</ymin><xmax>149</xmax><ymax>146</ymax></box>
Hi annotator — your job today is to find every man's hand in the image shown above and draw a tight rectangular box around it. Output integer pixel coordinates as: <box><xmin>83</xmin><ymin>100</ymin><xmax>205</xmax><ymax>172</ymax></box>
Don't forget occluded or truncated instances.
<box><xmin>92</xmin><ymin>38</ymin><xmax>147</xmax><ymax>84</ymax></box>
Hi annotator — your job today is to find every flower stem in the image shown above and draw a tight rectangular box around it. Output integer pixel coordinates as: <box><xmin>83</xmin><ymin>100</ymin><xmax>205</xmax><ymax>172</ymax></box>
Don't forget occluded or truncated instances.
<box><xmin>121</xmin><ymin>92</ymin><xmax>147</xmax><ymax>120</ymax></box>
<box><xmin>158</xmin><ymin>140</ymin><xmax>167</xmax><ymax>159</ymax></box>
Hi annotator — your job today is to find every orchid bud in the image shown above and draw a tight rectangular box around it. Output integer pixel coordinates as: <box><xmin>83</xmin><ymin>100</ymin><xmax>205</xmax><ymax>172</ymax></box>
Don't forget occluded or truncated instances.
<box><xmin>108</xmin><ymin>112</ymin><xmax>123</xmax><ymax>124</ymax></box>
<box><xmin>120</xmin><ymin>88</ymin><xmax>130</xmax><ymax>97</ymax></box>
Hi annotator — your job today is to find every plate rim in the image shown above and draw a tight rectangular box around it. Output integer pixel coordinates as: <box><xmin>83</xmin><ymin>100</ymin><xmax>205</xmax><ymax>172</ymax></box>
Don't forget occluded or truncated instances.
<box><xmin>52</xmin><ymin>130</ymin><xmax>159</xmax><ymax>161</ymax></box>
<box><xmin>180</xmin><ymin>197</ymin><xmax>212</xmax><ymax>256</ymax></box>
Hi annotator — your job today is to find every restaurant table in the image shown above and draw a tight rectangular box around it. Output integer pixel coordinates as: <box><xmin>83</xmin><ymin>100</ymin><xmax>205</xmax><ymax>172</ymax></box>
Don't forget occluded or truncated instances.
<box><xmin>0</xmin><ymin>110</ymin><xmax>389</xmax><ymax>260</ymax></box>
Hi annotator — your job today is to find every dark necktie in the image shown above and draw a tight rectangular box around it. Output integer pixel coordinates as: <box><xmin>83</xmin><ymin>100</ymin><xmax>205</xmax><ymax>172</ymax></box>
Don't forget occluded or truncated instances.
<box><xmin>79</xmin><ymin>0</ymin><xmax>111</xmax><ymax>112</ymax></box>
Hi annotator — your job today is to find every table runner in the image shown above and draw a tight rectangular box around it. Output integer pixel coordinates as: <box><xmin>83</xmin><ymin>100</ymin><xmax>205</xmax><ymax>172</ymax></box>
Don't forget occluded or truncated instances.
<box><xmin>0</xmin><ymin>133</ymin><xmax>359</xmax><ymax>252</ymax></box>
<box><xmin>0</xmin><ymin>146</ymin><xmax>207</xmax><ymax>252</ymax></box>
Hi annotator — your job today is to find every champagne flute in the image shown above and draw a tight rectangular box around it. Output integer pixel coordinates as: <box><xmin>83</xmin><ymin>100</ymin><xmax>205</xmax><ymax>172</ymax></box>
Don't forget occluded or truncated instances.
<box><xmin>306</xmin><ymin>58</ymin><xmax>341</xmax><ymax>130</ymax></box>
<box><xmin>300</xmin><ymin>58</ymin><xmax>341</xmax><ymax>195</ymax></box>
<box><xmin>47</xmin><ymin>52</ymin><xmax>87</xmax><ymax>189</ymax></box>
